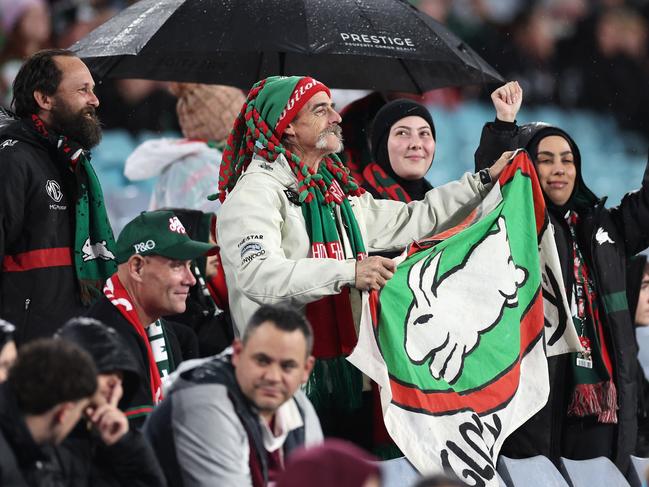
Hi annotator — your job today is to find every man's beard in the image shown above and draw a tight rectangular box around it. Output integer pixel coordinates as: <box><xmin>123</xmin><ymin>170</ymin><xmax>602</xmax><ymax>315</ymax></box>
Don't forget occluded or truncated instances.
<box><xmin>315</xmin><ymin>125</ymin><xmax>344</xmax><ymax>153</ymax></box>
<box><xmin>50</xmin><ymin>98</ymin><xmax>102</xmax><ymax>149</ymax></box>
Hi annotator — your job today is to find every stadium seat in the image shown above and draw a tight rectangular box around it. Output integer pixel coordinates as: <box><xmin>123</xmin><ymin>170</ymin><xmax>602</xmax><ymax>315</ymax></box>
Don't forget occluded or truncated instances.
<box><xmin>91</xmin><ymin>129</ymin><xmax>136</xmax><ymax>169</ymax></box>
<box><xmin>378</xmin><ymin>457</ymin><xmax>506</xmax><ymax>487</ymax></box>
<box><xmin>629</xmin><ymin>455</ymin><xmax>649</xmax><ymax>487</ymax></box>
<box><xmin>559</xmin><ymin>457</ymin><xmax>630</xmax><ymax>487</ymax></box>
<box><xmin>379</xmin><ymin>457</ymin><xmax>420</xmax><ymax>487</ymax></box>
<box><xmin>497</xmin><ymin>455</ymin><xmax>568</xmax><ymax>487</ymax></box>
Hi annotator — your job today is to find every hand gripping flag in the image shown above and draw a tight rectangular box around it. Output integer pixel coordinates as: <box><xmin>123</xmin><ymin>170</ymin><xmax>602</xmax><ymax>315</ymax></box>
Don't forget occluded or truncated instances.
<box><xmin>348</xmin><ymin>151</ymin><xmax>581</xmax><ymax>486</ymax></box>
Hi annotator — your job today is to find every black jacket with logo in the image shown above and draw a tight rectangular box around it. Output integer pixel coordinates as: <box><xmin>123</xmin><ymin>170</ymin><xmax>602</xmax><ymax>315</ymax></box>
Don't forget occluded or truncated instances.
<box><xmin>0</xmin><ymin>117</ymin><xmax>83</xmax><ymax>342</ymax></box>
<box><xmin>475</xmin><ymin>120</ymin><xmax>649</xmax><ymax>474</ymax></box>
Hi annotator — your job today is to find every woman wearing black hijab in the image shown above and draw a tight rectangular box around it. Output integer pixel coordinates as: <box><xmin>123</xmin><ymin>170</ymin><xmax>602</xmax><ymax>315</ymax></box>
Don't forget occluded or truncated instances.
<box><xmin>358</xmin><ymin>100</ymin><xmax>437</xmax><ymax>456</ymax></box>
<box><xmin>474</xmin><ymin>82</ymin><xmax>649</xmax><ymax>475</ymax></box>
<box><xmin>362</xmin><ymin>99</ymin><xmax>436</xmax><ymax>203</ymax></box>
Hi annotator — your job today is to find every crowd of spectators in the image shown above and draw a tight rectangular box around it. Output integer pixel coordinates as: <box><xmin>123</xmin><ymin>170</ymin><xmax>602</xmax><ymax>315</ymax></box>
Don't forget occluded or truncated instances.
<box><xmin>2</xmin><ymin>0</ymin><xmax>649</xmax><ymax>137</ymax></box>
<box><xmin>420</xmin><ymin>0</ymin><xmax>649</xmax><ymax>136</ymax></box>
<box><xmin>2</xmin><ymin>1</ymin><xmax>649</xmax><ymax>486</ymax></box>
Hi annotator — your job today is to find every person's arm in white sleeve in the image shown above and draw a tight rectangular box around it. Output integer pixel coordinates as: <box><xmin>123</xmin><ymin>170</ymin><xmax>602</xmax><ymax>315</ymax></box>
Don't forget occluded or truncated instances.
<box><xmin>217</xmin><ymin>177</ymin><xmax>356</xmax><ymax>306</ymax></box>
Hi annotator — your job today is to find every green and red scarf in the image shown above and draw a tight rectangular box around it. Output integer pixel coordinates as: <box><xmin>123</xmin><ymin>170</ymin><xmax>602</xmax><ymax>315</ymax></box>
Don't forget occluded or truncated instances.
<box><xmin>215</xmin><ymin>76</ymin><xmax>367</xmax><ymax>411</ymax></box>
<box><xmin>565</xmin><ymin>211</ymin><xmax>617</xmax><ymax>423</ymax></box>
<box><xmin>31</xmin><ymin>115</ymin><xmax>116</xmax><ymax>304</ymax></box>
<box><xmin>362</xmin><ymin>162</ymin><xmax>414</xmax><ymax>203</ymax></box>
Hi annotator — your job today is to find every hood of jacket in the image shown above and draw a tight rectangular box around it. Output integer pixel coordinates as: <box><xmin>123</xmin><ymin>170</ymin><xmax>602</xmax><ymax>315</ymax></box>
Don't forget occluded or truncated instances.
<box><xmin>56</xmin><ymin>318</ymin><xmax>140</xmax><ymax>405</ymax></box>
<box><xmin>0</xmin><ymin>115</ymin><xmax>49</xmax><ymax>151</ymax></box>
<box><xmin>0</xmin><ymin>107</ymin><xmax>16</xmax><ymax>131</ymax></box>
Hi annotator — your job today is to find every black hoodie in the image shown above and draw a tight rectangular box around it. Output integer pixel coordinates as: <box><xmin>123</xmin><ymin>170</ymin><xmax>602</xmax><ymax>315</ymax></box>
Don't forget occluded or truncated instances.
<box><xmin>475</xmin><ymin>120</ymin><xmax>649</xmax><ymax>475</ymax></box>
<box><xmin>55</xmin><ymin>318</ymin><xmax>167</xmax><ymax>487</ymax></box>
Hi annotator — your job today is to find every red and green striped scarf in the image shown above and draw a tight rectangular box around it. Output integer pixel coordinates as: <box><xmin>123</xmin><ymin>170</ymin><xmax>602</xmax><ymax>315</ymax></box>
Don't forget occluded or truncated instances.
<box><xmin>214</xmin><ymin>76</ymin><xmax>368</xmax><ymax>412</ymax></box>
<box><xmin>362</xmin><ymin>162</ymin><xmax>413</xmax><ymax>203</ymax></box>
<box><xmin>565</xmin><ymin>211</ymin><xmax>617</xmax><ymax>423</ymax></box>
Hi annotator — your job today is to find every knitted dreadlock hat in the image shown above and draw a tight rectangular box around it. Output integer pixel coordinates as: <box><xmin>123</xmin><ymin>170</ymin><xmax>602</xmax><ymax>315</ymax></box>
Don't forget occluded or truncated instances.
<box><xmin>217</xmin><ymin>75</ymin><xmax>363</xmax><ymax>203</ymax></box>
<box><xmin>170</xmin><ymin>83</ymin><xmax>246</xmax><ymax>142</ymax></box>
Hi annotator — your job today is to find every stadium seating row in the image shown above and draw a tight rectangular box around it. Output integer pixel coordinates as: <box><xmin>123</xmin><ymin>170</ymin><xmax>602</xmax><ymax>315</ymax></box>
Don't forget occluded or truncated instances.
<box><xmin>379</xmin><ymin>454</ymin><xmax>649</xmax><ymax>487</ymax></box>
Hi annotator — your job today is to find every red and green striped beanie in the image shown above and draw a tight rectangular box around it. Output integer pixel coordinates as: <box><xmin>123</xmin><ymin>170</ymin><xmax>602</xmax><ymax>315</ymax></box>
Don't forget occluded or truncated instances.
<box><xmin>262</xmin><ymin>76</ymin><xmax>330</xmax><ymax>137</ymax></box>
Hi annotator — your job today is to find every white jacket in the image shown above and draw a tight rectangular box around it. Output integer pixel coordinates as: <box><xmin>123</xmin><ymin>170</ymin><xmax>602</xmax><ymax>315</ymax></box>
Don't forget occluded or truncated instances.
<box><xmin>217</xmin><ymin>154</ymin><xmax>491</xmax><ymax>334</ymax></box>
<box><xmin>124</xmin><ymin>138</ymin><xmax>222</xmax><ymax>213</ymax></box>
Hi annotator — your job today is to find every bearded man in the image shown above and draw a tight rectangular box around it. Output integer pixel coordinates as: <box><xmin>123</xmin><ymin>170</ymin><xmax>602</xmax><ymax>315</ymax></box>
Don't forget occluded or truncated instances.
<box><xmin>0</xmin><ymin>49</ymin><xmax>116</xmax><ymax>343</ymax></box>
<box><xmin>215</xmin><ymin>76</ymin><xmax>509</xmax><ymax>442</ymax></box>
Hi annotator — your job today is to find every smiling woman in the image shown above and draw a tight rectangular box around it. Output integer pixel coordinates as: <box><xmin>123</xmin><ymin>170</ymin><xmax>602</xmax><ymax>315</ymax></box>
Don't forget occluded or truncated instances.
<box><xmin>474</xmin><ymin>82</ymin><xmax>649</xmax><ymax>473</ymax></box>
<box><xmin>362</xmin><ymin>98</ymin><xmax>436</xmax><ymax>203</ymax></box>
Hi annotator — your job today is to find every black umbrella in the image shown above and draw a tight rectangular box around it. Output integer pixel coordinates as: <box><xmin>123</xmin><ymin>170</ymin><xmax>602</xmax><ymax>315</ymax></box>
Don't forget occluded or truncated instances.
<box><xmin>71</xmin><ymin>0</ymin><xmax>503</xmax><ymax>93</ymax></box>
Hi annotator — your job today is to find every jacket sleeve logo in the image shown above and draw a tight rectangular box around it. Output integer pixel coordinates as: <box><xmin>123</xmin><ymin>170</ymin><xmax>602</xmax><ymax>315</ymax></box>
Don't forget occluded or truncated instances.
<box><xmin>595</xmin><ymin>227</ymin><xmax>614</xmax><ymax>245</ymax></box>
<box><xmin>238</xmin><ymin>234</ymin><xmax>266</xmax><ymax>264</ymax></box>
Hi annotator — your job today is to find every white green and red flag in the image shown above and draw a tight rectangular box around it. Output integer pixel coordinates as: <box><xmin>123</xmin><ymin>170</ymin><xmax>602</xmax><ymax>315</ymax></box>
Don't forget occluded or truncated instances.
<box><xmin>348</xmin><ymin>151</ymin><xmax>581</xmax><ymax>486</ymax></box>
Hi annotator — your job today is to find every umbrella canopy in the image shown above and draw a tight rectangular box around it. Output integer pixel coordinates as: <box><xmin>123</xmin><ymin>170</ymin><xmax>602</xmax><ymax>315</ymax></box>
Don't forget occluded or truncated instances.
<box><xmin>71</xmin><ymin>0</ymin><xmax>503</xmax><ymax>93</ymax></box>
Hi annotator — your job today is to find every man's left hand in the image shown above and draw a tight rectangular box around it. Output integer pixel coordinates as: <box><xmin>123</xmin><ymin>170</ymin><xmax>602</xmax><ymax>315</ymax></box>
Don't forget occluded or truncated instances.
<box><xmin>86</xmin><ymin>403</ymin><xmax>129</xmax><ymax>446</ymax></box>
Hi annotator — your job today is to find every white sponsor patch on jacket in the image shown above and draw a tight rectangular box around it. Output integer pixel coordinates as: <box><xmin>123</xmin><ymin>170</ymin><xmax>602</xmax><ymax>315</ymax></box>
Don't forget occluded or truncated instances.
<box><xmin>239</xmin><ymin>235</ymin><xmax>265</xmax><ymax>264</ymax></box>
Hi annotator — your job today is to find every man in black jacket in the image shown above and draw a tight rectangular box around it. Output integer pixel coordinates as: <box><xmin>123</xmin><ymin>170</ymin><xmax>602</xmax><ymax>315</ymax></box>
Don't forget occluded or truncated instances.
<box><xmin>475</xmin><ymin>82</ymin><xmax>649</xmax><ymax>475</ymax></box>
<box><xmin>86</xmin><ymin>210</ymin><xmax>214</xmax><ymax>428</ymax></box>
<box><xmin>0</xmin><ymin>49</ymin><xmax>116</xmax><ymax>344</ymax></box>
<box><xmin>0</xmin><ymin>338</ymin><xmax>97</xmax><ymax>486</ymax></box>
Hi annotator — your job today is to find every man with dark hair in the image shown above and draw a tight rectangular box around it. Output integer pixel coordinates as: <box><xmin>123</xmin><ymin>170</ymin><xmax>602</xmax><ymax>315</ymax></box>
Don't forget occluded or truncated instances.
<box><xmin>0</xmin><ymin>338</ymin><xmax>98</xmax><ymax>485</ymax></box>
<box><xmin>145</xmin><ymin>304</ymin><xmax>322</xmax><ymax>487</ymax></box>
<box><xmin>87</xmin><ymin>209</ymin><xmax>214</xmax><ymax>427</ymax></box>
<box><xmin>0</xmin><ymin>48</ymin><xmax>116</xmax><ymax>344</ymax></box>
<box><xmin>242</xmin><ymin>303</ymin><xmax>314</xmax><ymax>353</ymax></box>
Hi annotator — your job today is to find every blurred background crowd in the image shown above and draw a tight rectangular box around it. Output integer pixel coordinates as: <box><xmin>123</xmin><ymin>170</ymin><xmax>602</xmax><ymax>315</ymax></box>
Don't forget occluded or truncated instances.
<box><xmin>1</xmin><ymin>0</ymin><xmax>649</xmax><ymax>229</ymax></box>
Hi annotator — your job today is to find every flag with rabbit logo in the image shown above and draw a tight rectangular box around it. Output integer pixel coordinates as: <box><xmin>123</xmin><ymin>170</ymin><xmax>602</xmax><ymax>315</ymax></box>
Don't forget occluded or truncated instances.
<box><xmin>348</xmin><ymin>151</ymin><xmax>580</xmax><ymax>487</ymax></box>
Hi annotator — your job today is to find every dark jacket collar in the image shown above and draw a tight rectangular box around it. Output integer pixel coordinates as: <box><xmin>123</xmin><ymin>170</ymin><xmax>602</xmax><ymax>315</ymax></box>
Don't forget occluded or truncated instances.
<box><xmin>0</xmin><ymin>383</ymin><xmax>49</xmax><ymax>467</ymax></box>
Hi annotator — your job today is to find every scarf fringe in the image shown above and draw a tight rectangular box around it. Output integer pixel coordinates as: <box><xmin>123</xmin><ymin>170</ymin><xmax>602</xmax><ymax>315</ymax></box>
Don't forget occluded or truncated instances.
<box><xmin>567</xmin><ymin>379</ymin><xmax>618</xmax><ymax>424</ymax></box>
<box><xmin>304</xmin><ymin>356</ymin><xmax>363</xmax><ymax>413</ymax></box>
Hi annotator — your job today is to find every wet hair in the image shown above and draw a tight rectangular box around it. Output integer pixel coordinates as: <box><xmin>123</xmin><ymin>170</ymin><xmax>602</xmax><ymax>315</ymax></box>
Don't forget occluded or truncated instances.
<box><xmin>12</xmin><ymin>48</ymin><xmax>76</xmax><ymax>118</ymax></box>
<box><xmin>243</xmin><ymin>304</ymin><xmax>314</xmax><ymax>355</ymax></box>
<box><xmin>7</xmin><ymin>338</ymin><xmax>97</xmax><ymax>415</ymax></box>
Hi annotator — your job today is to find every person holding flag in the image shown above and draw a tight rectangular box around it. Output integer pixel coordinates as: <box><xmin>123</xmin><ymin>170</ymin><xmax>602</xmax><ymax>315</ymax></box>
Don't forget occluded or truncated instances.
<box><xmin>474</xmin><ymin>81</ymin><xmax>649</xmax><ymax>473</ymax></box>
<box><xmin>214</xmin><ymin>75</ymin><xmax>510</xmax><ymax>442</ymax></box>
